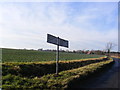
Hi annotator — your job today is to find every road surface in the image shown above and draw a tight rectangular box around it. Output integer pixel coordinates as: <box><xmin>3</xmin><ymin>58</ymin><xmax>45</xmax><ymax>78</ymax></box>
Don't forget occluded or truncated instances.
<box><xmin>71</xmin><ymin>58</ymin><xmax>120</xmax><ymax>88</ymax></box>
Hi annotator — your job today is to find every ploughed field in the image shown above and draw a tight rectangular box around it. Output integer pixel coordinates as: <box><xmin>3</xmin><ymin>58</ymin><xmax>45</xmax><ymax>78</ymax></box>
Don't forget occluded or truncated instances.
<box><xmin>1</xmin><ymin>48</ymin><xmax>114</xmax><ymax>89</ymax></box>
<box><xmin>2</xmin><ymin>48</ymin><xmax>104</xmax><ymax>62</ymax></box>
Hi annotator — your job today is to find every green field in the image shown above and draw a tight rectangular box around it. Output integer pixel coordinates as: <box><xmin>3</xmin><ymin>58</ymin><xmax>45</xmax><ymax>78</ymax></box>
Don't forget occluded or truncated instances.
<box><xmin>2</xmin><ymin>48</ymin><xmax>104</xmax><ymax>62</ymax></box>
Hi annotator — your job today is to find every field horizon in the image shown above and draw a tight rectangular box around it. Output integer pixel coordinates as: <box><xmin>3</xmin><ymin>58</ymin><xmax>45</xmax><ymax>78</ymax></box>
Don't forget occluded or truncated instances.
<box><xmin>2</xmin><ymin>48</ymin><xmax>104</xmax><ymax>62</ymax></box>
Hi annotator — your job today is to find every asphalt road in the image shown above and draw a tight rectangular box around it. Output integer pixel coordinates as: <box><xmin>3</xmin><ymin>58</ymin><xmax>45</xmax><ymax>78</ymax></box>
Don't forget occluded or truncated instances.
<box><xmin>71</xmin><ymin>58</ymin><xmax>120</xmax><ymax>88</ymax></box>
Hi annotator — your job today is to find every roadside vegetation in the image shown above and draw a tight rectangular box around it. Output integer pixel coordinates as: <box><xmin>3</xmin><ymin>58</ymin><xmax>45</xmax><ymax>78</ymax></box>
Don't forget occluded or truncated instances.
<box><xmin>2</xmin><ymin>57</ymin><xmax>107</xmax><ymax>78</ymax></box>
<box><xmin>2</xmin><ymin>57</ymin><xmax>114</xmax><ymax>89</ymax></box>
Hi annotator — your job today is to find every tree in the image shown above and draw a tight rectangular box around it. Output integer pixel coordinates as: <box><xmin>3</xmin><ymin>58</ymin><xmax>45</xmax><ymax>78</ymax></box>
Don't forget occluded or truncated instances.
<box><xmin>105</xmin><ymin>42</ymin><xmax>116</xmax><ymax>58</ymax></box>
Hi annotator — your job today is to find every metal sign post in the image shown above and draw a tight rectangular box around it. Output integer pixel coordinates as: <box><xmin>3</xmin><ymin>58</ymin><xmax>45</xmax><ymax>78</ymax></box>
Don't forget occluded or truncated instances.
<box><xmin>47</xmin><ymin>34</ymin><xmax>69</xmax><ymax>75</ymax></box>
<box><xmin>56</xmin><ymin>37</ymin><xmax>59</xmax><ymax>75</ymax></box>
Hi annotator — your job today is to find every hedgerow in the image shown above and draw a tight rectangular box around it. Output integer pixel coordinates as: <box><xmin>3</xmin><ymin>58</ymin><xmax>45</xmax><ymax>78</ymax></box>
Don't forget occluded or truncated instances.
<box><xmin>2</xmin><ymin>58</ymin><xmax>114</xmax><ymax>89</ymax></box>
<box><xmin>2</xmin><ymin>57</ymin><xmax>107</xmax><ymax>77</ymax></box>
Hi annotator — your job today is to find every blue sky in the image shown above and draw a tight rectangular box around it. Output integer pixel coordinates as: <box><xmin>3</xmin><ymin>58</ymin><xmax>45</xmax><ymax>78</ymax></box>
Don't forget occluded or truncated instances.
<box><xmin>0</xmin><ymin>1</ymin><xmax>118</xmax><ymax>51</ymax></box>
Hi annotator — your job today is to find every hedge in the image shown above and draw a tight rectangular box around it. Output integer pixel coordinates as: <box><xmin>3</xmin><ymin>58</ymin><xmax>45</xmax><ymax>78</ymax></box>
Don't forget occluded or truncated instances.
<box><xmin>2</xmin><ymin>57</ymin><xmax>107</xmax><ymax>77</ymax></box>
<box><xmin>2</xmin><ymin>58</ymin><xmax>114</xmax><ymax>89</ymax></box>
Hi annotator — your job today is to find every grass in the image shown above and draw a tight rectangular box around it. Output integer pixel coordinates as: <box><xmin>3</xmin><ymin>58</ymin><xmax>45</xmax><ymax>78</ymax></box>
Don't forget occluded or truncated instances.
<box><xmin>2</xmin><ymin>48</ymin><xmax>104</xmax><ymax>62</ymax></box>
<box><xmin>2</xmin><ymin>58</ymin><xmax>114</xmax><ymax>89</ymax></box>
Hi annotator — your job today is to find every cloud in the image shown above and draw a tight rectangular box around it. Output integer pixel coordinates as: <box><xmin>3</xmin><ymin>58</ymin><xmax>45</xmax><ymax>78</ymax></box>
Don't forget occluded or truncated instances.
<box><xmin>0</xmin><ymin>2</ymin><xmax>118</xmax><ymax>51</ymax></box>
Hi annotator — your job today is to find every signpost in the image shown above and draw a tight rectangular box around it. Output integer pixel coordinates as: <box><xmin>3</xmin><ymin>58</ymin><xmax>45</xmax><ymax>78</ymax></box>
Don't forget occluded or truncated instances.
<box><xmin>47</xmin><ymin>34</ymin><xmax>69</xmax><ymax>75</ymax></box>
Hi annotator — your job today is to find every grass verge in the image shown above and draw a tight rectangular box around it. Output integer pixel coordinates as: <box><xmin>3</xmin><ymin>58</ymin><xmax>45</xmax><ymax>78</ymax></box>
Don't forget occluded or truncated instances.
<box><xmin>2</xmin><ymin>58</ymin><xmax>114</xmax><ymax>89</ymax></box>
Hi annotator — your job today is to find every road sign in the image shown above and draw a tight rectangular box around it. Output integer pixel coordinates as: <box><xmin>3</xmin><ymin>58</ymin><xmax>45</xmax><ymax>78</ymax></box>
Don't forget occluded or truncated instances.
<box><xmin>47</xmin><ymin>34</ymin><xmax>57</xmax><ymax>45</ymax></box>
<box><xmin>47</xmin><ymin>34</ymin><xmax>69</xmax><ymax>75</ymax></box>
<box><xmin>59</xmin><ymin>38</ymin><xmax>68</xmax><ymax>48</ymax></box>
<box><xmin>47</xmin><ymin>34</ymin><xmax>68</xmax><ymax>48</ymax></box>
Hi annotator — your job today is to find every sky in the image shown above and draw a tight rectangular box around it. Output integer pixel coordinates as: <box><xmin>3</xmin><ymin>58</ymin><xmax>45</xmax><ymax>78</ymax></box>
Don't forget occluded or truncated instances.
<box><xmin>0</xmin><ymin>1</ymin><xmax>118</xmax><ymax>51</ymax></box>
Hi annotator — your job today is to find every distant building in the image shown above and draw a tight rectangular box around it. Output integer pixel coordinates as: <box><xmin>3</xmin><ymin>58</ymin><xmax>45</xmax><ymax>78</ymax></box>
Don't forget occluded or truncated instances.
<box><xmin>87</xmin><ymin>51</ymin><xmax>92</xmax><ymax>54</ymax></box>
